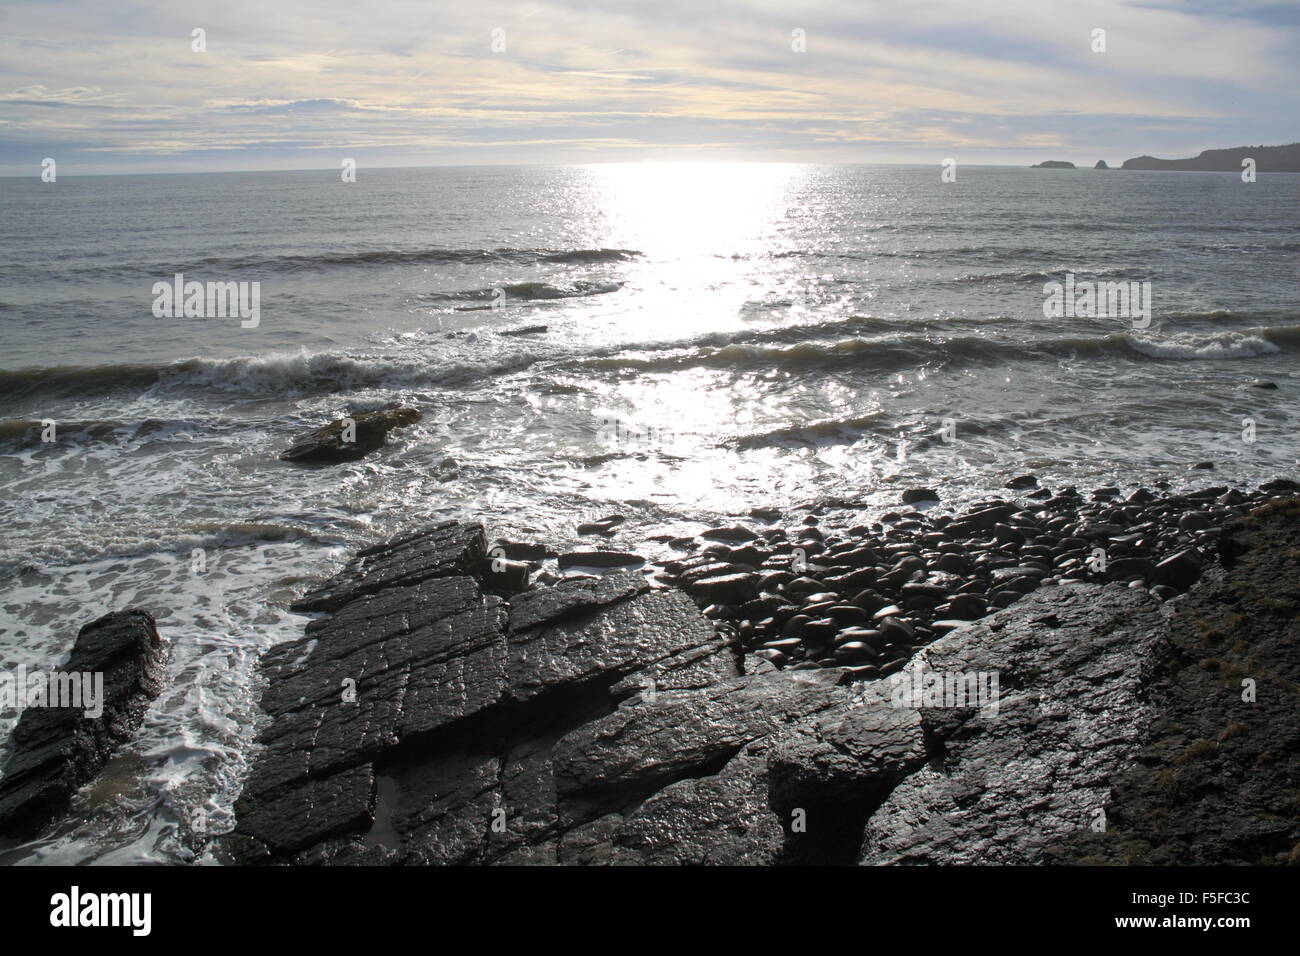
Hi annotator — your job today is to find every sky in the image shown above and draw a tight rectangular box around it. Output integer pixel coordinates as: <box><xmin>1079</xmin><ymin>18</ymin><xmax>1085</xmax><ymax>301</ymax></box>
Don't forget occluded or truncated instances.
<box><xmin>0</xmin><ymin>0</ymin><xmax>1297</xmax><ymax>175</ymax></box>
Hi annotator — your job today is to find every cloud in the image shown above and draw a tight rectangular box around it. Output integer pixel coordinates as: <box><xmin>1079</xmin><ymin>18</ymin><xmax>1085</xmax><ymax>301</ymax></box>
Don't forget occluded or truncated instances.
<box><xmin>0</xmin><ymin>0</ymin><xmax>1294</xmax><ymax>173</ymax></box>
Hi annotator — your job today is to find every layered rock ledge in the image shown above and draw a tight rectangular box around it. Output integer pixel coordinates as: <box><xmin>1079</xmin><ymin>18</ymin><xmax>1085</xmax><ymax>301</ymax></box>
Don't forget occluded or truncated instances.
<box><xmin>0</xmin><ymin>608</ymin><xmax>166</xmax><ymax>838</ymax></box>
<box><xmin>229</xmin><ymin>498</ymin><xmax>1299</xmax><ymax>865</ymax></box>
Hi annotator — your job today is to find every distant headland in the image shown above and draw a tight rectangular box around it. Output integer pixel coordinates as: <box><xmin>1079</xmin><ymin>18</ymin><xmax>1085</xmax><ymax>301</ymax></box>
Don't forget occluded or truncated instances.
<box><xmin>1031</xmin><ymin>142</ymin><xmax>1300</xmax><ymax>172</ymax></box>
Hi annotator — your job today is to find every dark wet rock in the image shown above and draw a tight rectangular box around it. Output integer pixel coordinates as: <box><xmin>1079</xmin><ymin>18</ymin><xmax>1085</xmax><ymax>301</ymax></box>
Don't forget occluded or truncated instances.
<box><xmin>700</xmin><ymin>526</ymin><xmax>759</xmax><ymax>543</ymax></box>
<box><xmin>1178</xmin><ymin>511</ymin><xmax>1212</xmax><ymax>532</ymax></box>
<box><xmin>292</xmin><ymin>521</ymin><xmax>487</xmax><ymax>613</ymax></box>
<box><xmin>577</xmin><ymin>515</ymin><xmax>625</xmax><ymax>536</ymax></box>
<box><xmin>491</xmin><ymin>539</ymin><xmax>554</xmax><ymax>561</ymax></box>
<box><xmin>993</xmin><ymin>523</ymin><xmax>1026</xmax><ymax>545</ymax></box>
<box><xmin>1261</xmin><ymin>478</ymin><xmax>1300</xmax><ymax>494</ymax></box>
<box><xmin>932</xmin><ymin>552</ymin><xmax>971</xmax><ymax>574</ymax></box>
<box><xmin>1249</xmin><ymin>379</ymin><xmax>1277</xmax><ymax>389</ymax></box>
<box><xmin>1191</xmin><ymin>461</ymin><xmax>1215</xmax><ymax>470</ymax></box>
<box><xmin>749</xmin><ymin>507</ymin><xmax>783</xmax><ymax>522</ymax></box>
<box><xmin>781</xmin><ymin>613</ymin><xmax>813</xmax><ymax>639</ymax></box>
<box><xmin>280</xmin><ymin>406</ymin><xmax>421</xmax><ymax>464</ymax></box>
<box><xmin>500</xmin><ymin>324</ymin><xmax>549</xmax><ymax>337</ymax></box>
<box><xmin>557</xmin><ymin>551</ymin><xmax>646</xmax><ymax>570</ymax></box>
<box><xmin>990</xmin><ymin>565</ymin><xmax>1049</xmax><ymax>586</ymax></box>
<box><xmin>234</xmin><ymin>763</ymin><xmax>377</xmax><ymax>857</ymax></box>
<box><xmin>689</xmin><ymin>572</ymin><xmax>761</xmax><ymax>605</ymax></box>
<box><xmin>480</xmin><ymin>557</ymin><xmax>531</xmax><ymax>592</ymax></box>
<box><xmin>0</xmin><ymin>609</ymin><xmax>167</xmax><ymax>838</ymax></box>
<box><xmin>1005</xmin><ymin>475</ymin><xmax>1038</xmax><ymax>489</ymax></box>
<box><xmin>962</xmin><ymin>503</ymin><xmax>1017</xmax><ymax>531</ymax></box>
<box><xmin>946</xmin><ymin>594</ymin><xmax>987</xmax><ymax>619</ymax></box>
<box><xmin>878</xmin><ymin>616</ymin><xmax>915</xmax><ymax>644</ymax></box>
<box><xmin>900</xmin><ymin>488</ymin><xmax>939</xmax><ymax>504</ymax></box>
<box><xmin>508</xmin><ymin>572</ymin><xmax>647</xmax><ymax>631</ymax></box>
<box><xmin>234</xmin><ymin>523</ymin><xmax>737</xmax><ymax>862</ymax></box>
<box><xmin>1154</xmin><ymin>548</ymin><xmax>1202</xmax><ymax>589</ymax></box>
<box><xmin>1104</xmin><ymin>556</ymin><xmax>1157</xmax><ymax>584</ymax></box>
<box><xmin>723</xmin><ymin>545</ymin><xmax>766</xmax><ymax>567</ymax></box>
<box><xmin>783</xmin><ymin>576</ymin><xmax>824</xmax><ymax>597</ymax></box>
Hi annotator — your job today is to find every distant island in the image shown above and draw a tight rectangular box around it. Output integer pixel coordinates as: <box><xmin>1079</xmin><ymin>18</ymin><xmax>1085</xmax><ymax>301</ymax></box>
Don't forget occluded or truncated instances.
<box><xmin>1030</xmin><ymin>143</ymin><xmax>1299</xmax><ymax>172</ymax></box>
<box><xmin>1120</xmin><ymin>142</ymin><xmax>1300</xmax><ymax>172</ymax></box>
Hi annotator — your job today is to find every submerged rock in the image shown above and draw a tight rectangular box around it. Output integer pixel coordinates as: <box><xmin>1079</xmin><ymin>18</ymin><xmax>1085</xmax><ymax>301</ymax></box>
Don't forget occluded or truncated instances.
<box><xmin>0</xmin><ymin>609</ymin><xmax>166</xmax><ymax>838</ymax></box>
<box><xmin>577</xmin><ymin>515</ymin><xmax>625</xmax><ymax>536</ymax></box>
<box><xmin>280</xmin><ymin>406</ymin><xmax>420</xmax><ymax>464</ymax></box>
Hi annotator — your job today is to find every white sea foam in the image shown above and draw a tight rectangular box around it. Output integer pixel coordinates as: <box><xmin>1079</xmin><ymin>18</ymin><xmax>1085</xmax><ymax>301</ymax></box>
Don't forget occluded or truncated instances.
<box><xmin>1124</xmin><ymin>332</ymin><xmax>1281</xmax><ymax>360</ymax></box>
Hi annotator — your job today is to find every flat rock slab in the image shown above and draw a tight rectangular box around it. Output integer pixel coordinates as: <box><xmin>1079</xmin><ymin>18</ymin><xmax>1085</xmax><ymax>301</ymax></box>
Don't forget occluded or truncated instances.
<box><xmin>0</xmin><ymin>608</ymin><xmax>166</xmax><ymax>838</ymax></box>
<box><xmin>232</xmin><ymin>522</ymin><xmax>746</xmax><ymax>862</ymax></box>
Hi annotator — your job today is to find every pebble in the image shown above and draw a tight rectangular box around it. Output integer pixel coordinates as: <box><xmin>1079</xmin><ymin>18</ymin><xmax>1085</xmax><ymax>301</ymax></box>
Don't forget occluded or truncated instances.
<box><xmin>557</xmin><ymin>551</ymin><xmax>646</xmax><ymax>569</ymax></box>
<box><xmin>901</xmin><ymin>488</ymin><xmax>940</xmax><ymax>504</ymax></box>
<box><xmin>700</xmin><ymin>526</ymin><xmax>759</xmax><ymax>543</ymax></box>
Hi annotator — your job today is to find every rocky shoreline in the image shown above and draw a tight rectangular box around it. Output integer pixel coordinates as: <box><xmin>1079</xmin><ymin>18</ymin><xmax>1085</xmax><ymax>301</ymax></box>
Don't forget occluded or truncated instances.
<box><xmin>221</xmin><ymin>479</ymin><xmax>1299</xmax><ymax>865</ymax></box>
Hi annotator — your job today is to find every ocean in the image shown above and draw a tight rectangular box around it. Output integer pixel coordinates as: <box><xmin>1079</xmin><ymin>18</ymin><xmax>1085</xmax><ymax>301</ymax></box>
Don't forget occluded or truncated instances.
<box><xmin>0</xmin><ymin>162</ymin><xmax>1297</xmax><ymax>863</ymax></box>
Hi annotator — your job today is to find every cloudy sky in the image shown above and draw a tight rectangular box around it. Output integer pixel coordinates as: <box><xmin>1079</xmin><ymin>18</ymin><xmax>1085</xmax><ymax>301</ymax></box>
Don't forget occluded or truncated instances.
<box><xmin>1</xmin><ymin>0</ymin><xmax>1296</xmax><ymax>175</ymax></box>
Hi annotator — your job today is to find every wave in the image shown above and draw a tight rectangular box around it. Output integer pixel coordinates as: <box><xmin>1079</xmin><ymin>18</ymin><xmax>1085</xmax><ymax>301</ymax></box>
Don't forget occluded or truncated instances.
<box><xmin>727</xmin><ymin>413</ymin><xmax>886</xmax><ymax>450</ymax></box>
<box><xmin>429</xmin><ymin>279</ymin><xmax>622</xmax><ymax>308</ymax></box>
<box><xmin>1124</xmin><ymin>330</ymin><xmax>1281</xmax><ymax>359</ymax></box>
<box><xmin>0</xmin><ymin>363</ymin><xmax>162</xmax><ymax>404</ymax></box>
<box><xmin>950</xmin><ymin>266</ymin><xmax>1151</xmax><ymax>286</ymax></box>
<box><xmin>157</xmin><ymin>350</ymin><xmax>544</xmax><ymax>395</ymax></box>
<box><xmin>6</xmin><ymin>321</ymin><xmax>1293</xmax><ymax>409</ymax></box>
<box><xmin>0</xmin><ymin>417</ymin><xmax>201</xmax><ymax>449</ymax></box>
<box><xmin>0</xmin><ymin>521</ymin><xmax>331</xmax><ymax>581</ymax></box>
<box><xmin>570</xmin><ymin>325</ymin><xmax>1298</xmax><ymax>376</ymax></box>
<box><xmin>72</xmin><ymin>247</ymin><xmax>642</xmax><ymax>279</ymax></box>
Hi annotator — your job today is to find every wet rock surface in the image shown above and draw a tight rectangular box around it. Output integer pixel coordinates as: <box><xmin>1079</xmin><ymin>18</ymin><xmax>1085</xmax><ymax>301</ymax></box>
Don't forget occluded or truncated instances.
<box><xmin>0</xmin><ymin>608</ymin><xmax>166</xmax><ymax>838</ymax></box>
<box><xmin>230</xmin><ymin>486</ymin><xmax>1299</xmax><ymax>865</ymax></box>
